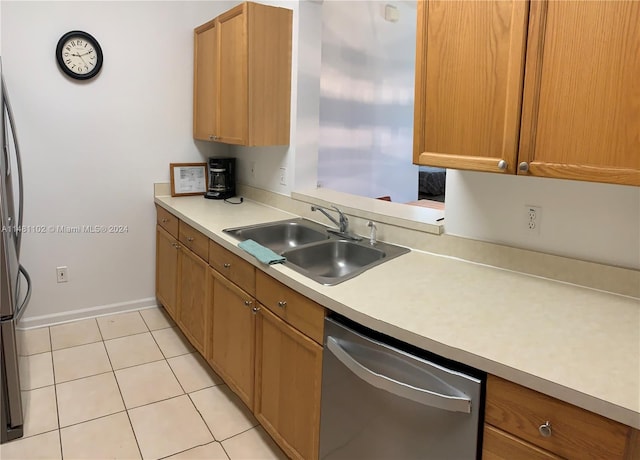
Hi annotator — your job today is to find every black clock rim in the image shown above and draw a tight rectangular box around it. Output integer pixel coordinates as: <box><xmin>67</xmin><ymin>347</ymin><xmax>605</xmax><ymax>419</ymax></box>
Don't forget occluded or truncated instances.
<box><xmin>56</xmin><ymin>30</ymin><xmax>103</xmax><ymax>81</ymax></box>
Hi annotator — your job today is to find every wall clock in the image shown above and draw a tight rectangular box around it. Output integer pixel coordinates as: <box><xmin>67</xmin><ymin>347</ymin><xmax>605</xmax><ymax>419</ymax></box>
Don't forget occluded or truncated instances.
<box><xmin>55</xmin><ymin>31</ymin><xmax>103</xmax><ymax>80</ymax></box>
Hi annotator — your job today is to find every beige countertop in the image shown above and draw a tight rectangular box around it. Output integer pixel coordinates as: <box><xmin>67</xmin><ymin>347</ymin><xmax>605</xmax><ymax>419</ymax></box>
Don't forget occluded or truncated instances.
<box><xmin>155</xmin><ymin>194</ymin><xmax>640</xmax><ymax>430</ymax></box>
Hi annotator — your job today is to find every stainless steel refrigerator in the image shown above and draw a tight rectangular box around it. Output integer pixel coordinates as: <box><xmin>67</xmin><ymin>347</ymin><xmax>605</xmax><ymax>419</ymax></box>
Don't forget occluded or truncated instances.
<box><xmin>1</xmin><ymin>57</ymin><xmax>32</xmax><ymax>444</ymax></box>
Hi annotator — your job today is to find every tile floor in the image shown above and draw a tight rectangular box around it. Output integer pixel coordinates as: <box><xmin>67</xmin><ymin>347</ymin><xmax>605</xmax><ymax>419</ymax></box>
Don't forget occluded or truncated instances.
<box><xmin>1</xmin><ymin>308</ymin><xmax>287</xmax><ymax>460</ymax></box>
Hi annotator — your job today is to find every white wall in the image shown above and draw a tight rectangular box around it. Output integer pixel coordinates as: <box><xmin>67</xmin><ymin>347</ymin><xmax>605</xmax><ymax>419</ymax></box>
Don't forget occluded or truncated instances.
<box><xmin>317</xmin><ymin>1</ymin><xmax>418</xmax><ymax>203</ymax></box>
<box><xmin>445</xmin><ymin>171</ymin><xmax>640</xmax><ymax>269</ymax></box>
<box><xmin>1</xmin><ymin>1</ymin><xmax>234</xmax><ymax>323</ymax></box>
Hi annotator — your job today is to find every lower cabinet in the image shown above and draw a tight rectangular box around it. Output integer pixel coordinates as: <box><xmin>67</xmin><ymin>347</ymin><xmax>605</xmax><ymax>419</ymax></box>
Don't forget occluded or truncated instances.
<box><xmin>484</xmin><ymin>375</ymin><xmax>639</xmax><ymax>460</ymax></box>
<box><xmin>155</xmin><ymin>225</ymin><xmax>179</xmax><ymax>320</ymax></box>
<box><xmin>207</xmin><ymin>268</ymin><xmax>256</xmax><ymax>408</ymax></box>
<box><xmin>254</xmin><ymin>306</ymin><xmax>323</xmax><ymax>460</ymax></box>
<box><xmin>176</xmin><ymin>245</ymin><xmax>208</xmax><ymax>354</ymax></box>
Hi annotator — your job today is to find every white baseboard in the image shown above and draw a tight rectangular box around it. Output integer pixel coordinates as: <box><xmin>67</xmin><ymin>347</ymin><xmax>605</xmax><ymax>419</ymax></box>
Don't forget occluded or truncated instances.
<box><xmin>17</xmin><ymin>297</ymin><xmax>159</xmax><ymax>330</ymax></box>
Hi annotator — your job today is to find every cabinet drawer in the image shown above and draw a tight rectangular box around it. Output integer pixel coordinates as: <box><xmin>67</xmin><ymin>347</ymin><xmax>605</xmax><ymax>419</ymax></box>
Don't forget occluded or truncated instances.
<box><xmin>485</xmin><ymin>375</ymin><xmax>631</xmax><ymax>459</ymax></box>
<box><xmin>483</xmin><ymin>424</ymin><xmax>561</xmax><ymax>460</ymax></box>
<box><xmin>255</xmin><ymin>271</ymin><xmax>325</xmax><ymax>344</ymax></box>
<box><xmin>178</xmin><ymin>221</ymin><xmax>209</xmax><ymax>261</ymax></box>
<box><xmin>209</xmin><ymin>240</ymin><xmax>255</xmax><ymax>296</ymax></box>
<box><xmin>156</xmin><ymin>205</ymin><xmax>179</xmax><ymax>238</ymax></box>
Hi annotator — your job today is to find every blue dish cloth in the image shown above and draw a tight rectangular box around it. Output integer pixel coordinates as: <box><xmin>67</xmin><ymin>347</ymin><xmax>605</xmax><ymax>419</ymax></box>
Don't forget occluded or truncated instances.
<box><xmin>238</xmin><ymin>239</ymin><xmax>286</xmax><ymax>265</ymax></box>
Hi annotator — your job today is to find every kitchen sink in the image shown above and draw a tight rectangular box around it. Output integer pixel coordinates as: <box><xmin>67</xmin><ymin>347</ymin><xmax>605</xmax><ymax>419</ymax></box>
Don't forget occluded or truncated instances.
<box><xmin>224</xmin><ymin>218</ymin><xmax>410</xmax><ymax>285</ymax></box>
<box><xmin>223</xmin><ymin>218</ymin><xmax>330</xmax><ymax>254</ymax></box>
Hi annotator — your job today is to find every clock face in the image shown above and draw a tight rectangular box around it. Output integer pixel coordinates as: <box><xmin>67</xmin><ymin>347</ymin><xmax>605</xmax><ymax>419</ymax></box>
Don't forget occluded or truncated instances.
<box><xmin>56</xmin><ymin>31</ymin><xmax>103</xmax><ymax>80</ymax></box>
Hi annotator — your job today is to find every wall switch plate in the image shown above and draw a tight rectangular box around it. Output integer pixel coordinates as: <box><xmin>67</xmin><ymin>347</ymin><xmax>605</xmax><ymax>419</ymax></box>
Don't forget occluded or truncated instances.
<box><xmin>525</xmin><ymin>205</ymin><xmax>541</xmax><ymax>234</ymax></box>
<box><xmin>56</xmin><ymin>266</ymin><xmax>68</xmax><ymax>283</ymax></box>
<box><xmin>279</xmin><ymin>167</ymin><xmax>287</xmax><ymax>186</ymax></box>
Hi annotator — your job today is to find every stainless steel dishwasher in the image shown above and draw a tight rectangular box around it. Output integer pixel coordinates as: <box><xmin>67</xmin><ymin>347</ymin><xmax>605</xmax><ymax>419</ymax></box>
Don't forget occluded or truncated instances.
<box><xmin>319</xmin><ymin>316</ymin><xmax>485</xmax><ymax>460</ymax></box>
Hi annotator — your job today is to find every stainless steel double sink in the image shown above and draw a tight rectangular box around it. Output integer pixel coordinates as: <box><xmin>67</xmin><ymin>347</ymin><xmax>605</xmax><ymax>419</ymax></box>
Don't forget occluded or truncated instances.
<box><xmin>224</xmin><ymin>218</ymin><xmax>410</xmax><ymax>285</ymax></box>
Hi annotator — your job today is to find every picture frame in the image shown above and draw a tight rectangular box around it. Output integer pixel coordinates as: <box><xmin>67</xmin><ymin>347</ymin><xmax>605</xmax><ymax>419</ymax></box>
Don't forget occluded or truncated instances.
<box><xmin>170</xmin><ymin>163</ymin><xmax>207</xmax><ymax>197</ymax></box>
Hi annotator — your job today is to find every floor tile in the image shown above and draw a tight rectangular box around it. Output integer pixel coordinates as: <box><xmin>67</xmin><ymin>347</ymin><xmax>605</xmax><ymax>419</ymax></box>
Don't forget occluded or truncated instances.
<box><xmin>49</xmin><ymin>318</ymin><xmax>102</xmax><ymax>350</ymax></box>
<box><xmin>128</xmin><ymin>395</ymin><xmax>214</xmax><ymax>459</ymax></box>
<box><xmin>168</xmin><ymin>352</ymin><xmax>223</xmax><ymax>393</ymax></box>
<box><xmin>18</xmin><ymin>352</ymin><xmax>54</xmax><ymax>390</ymax></box>
<box><xmin>60</xmin><ymin>412</ymin><xmax>141</xmax><ymax>460</ymax></box>
<box><xmin>190</xmin><ymin>385</ymin><xmax>257</xmax><ymax>441</ymax></box>
<box><xmin>96</xmin><ymin>311</ymin><xmax>148</xmax><ymax>340</ymax></box>
<box><xmin>115</xmin><ymin>360</ymin><xmax>183</xmax><ymax>409</ymax></box>
<box><xmin>222</xmin><ymin>426</ymin><xmax>287</xmax><ymax>460</ymax></box>
<box><xmin>152</xmin><ymin>327</ymin><xmax>195</xmax><ymax>358</ymax></box>
<box><xmin>21</xmin><ymin>385</ymin><xmax>58</xmax><ymax>438</ymax></box>
<box><xmin>16</xmin><ymin>328</ymin><xmax>51</xmax><ymax>356</ymax></box>
<box><xmin>166</xmin><ymin>441</ymin><xmax>229</xmax><ymax>459</ymax></box>
<box><xmin>0</xmin><ymin>430</ymin><xmax>61</xmax><ymax>459</ymax></box>
<box><xmin>56</xmin><ymin>372</ymin><xmax>125</xmax><ymax>427</ymax></box>
<box><xmin>52</xmin><ymin>342</ymin><xmax>111</xmax><ymax>383</ymax></box>
<box><xmin>140</xmin><ymin>307</ymin><xmax>175</xmax><ymax>331</ymax></box>
<box><xmin>104</xmin><ymin>332</ymin><xmax>164</xmax><ymax>370</ymax></box>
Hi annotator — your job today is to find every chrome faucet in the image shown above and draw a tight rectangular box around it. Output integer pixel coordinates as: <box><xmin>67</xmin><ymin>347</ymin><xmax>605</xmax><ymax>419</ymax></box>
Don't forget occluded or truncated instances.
<box><xmin>367</xmin><ymin>221</ymin><xmax>377</xmax><ymax>245</ymax></box>
<box><xmin>311</xmin><ymin>205</ymin><xmax>361</xmax><ymax>240</ymax></box>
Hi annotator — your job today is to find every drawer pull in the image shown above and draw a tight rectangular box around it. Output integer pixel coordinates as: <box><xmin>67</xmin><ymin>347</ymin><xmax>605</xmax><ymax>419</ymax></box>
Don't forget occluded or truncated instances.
<box><xmin>223</xmin><ymin>263</ymin><xmax>231</xmax><ymax>269</ymax></box>
<box><xmin>277</xmin><ymin>300</ymin><xmax>287</xmax><ymax>308</ymax></box>
<box><xmin>252</xmin><ymin>306</ymin><xmax>261</xmax><ymax>314</ymax></box>
<box><xmin>187</xmin><ymin>237</ymin><xmax>194</xmax><ymax>242</ymax></box>
<box><xmin>538</xmin><ymin>421</ymin><xmax>552</xmax><ymax>438</ymax></box>
<box><xmin>243</xmin><ymin>300</ymin><xmax>253</xmax><ymax>307</ymax></box>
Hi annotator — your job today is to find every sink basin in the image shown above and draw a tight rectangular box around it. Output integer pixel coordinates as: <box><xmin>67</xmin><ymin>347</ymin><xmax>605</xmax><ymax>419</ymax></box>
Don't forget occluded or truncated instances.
<box><xmin>281</xmin><ymin>239</ymin><xmax>410</xmax><ymax>285</ymax></box>
<box><xmin>224</xmin><ymin>218</ymin><xmax>330</xmax><ymax>254</ymax></box>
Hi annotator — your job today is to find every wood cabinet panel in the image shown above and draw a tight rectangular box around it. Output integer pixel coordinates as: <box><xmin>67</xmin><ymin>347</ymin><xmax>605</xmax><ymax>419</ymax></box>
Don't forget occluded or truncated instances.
<box><xmin>193</xmin><ymin>19</ymin><xmax>217</xmax><ymax>141</ymax></box>
<box><xmin>177</xmin><ymin>246</ymin><xmax>208</xmax><ymax>354</ymax></box>
<box><xmin>178</xmin><ymin>221</ymin><xmax>209</xmax><ymax>261</ymax></box>
<box><xmin>255</xmin><ymin>271</ymin><xmax>325</xmax><ymax>344</ymax></box>
<box><xmin>209</xmin><ymin>240</ymin><xmax>255</xmax><ymax>296</ymax></box>
<box><xmin>155</xmin><ymin>225</ymin><xmax>179</xmax><ymax>320</ymax></box>
<box><xmin>156</xmin><ymin>205</ymin><xmax>179</xmax><ymax>238</ymax></box>
<box><xmin>413</xmin><ymin>0</ymin><xmax>528</xmax><ymax>174</ymax></box>
<box><xmin>519</xmin><ymin>1</ymin><xmax>640</xmax><ymax>185</ymax></box>
<box><xmin>485</xmin><ymin>375</ymin><xmax>631</xmax><ymax>459</ymax></box>
<box><xmin>483</xmin><ymin>424</ymin><xmax>562</xmax><ymax>460</ymax></box>
<box><xmin>255</xmin><ymin>306</ymin><xmax>322</xmax><ymax>460</ymax></box>
<box><xmin>208</xmin><ymin>269</ymin><xmax>255</xmax><ymax>408</ymax></box>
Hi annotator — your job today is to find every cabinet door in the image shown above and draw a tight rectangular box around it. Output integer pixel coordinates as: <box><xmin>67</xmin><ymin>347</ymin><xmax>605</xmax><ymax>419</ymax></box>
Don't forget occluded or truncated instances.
<box><xmin>216</xmin><ymin>4</ymin><xmax>248</xmax><ymax>145</ymax></box>
<box><xmin>413</xmin><ymin>0</ymin><xmax>528</xmax><ymax>174</ymax></box>
<box><xmin>193</xmin><ymin>19</ymin><xmax>217</xmax><ymax>141</ymax></box>
<box><xmin>255</xmin><ymin>306</ymin><xmax>322</xmax><ymax>460</ymax></box>
<box><xmin>519</xmin><ymin>1</ymin><xmax>640</xmax><ymax>186</ymax></box>
<box><xmin>156</xmin><ymin>225</ymin><xmax>179</xmax><ymax>320</ymax></box>
<box><xmin>177</xmin><ymin>247</ymin><xmax>208</xmax><ymax>354</ymax></box>
<box><xmin>209</xmin><ymin>269</ymin><xmax>255</xmax><ymax>408</ymax></box>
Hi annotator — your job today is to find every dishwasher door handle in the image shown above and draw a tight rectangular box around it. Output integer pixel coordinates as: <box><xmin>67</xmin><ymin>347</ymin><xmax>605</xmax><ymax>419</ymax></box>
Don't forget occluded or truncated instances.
<box><xmin>327</xmin><ymin>336</ymin><xmax>472</xmax><ymax>414</ymax></box>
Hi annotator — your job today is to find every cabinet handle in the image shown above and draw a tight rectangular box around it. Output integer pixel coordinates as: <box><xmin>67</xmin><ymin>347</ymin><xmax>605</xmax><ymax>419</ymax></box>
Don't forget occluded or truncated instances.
<box><xmin>497</xmin><ymin>160</ymin><xmax>507</xmax><ymax>170</ymax></box>
<box><xmin>187</xmin><ymin>237</ymin><xmax>194</xmax><ymax>242</ymax></box>
<box><xmin>209</xmin><ymin>135</ymin><xmax>219</xmax><ymax>141</ymax></box>
<box><xmin>277</xmin><ymin>300</ymin><xmax>287</xmax><ymax>308</ymax></box>
<box><xmin>252</xmin><ymin>306</ymin><xmax>261</xmax><ymax>314</ymax></box>
<box><xmin>519</xmin><ymin>162</ymin><xmax>529</xmax><ymax>172</ymax></box>
<box><xmin>172</xmin><ymin>243</ymin><xmax>181</xmax><ymax>249</ymax></box>
<box><xmin>243</xmin><ymin>300</ymin><xmax>253</xmax><ymax>307</ymax></box>
<box><xmin>161</xmin><ymin>218</ymin><xmax>168</xmax><ymax>223</ymax></box>
<box><xmin>538</xmin><ymin>421</ymin><xmax>552</xmax><ymax>438</ymax></box>
<box><xmin>223</xmin><ymin>263</ymin><xmax>231</xmax><ymax>269</ymax></box>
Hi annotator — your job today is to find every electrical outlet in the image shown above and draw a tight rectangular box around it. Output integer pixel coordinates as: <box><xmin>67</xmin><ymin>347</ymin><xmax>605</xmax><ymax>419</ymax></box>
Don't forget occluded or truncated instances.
<box><xmin>279</xmin><ymin>167</ymin><xmax>287</xmax><ymax>186</ymax></box>
<box><xmin>56</xmin><ymin>266</ymin><xmax>68</xmax><ymax>283</ymax></box>
<box><xmin>525</xmin><ymin>205</ymin><xmax>541</xmax><ymax>234</ymax></box>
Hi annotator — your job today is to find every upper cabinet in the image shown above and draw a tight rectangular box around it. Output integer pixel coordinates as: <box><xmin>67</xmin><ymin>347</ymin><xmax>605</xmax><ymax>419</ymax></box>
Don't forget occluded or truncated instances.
<box><xmin>413</xmin><ymin>0</ymin><xmax>640</xmax><ymax>186</ymax></box>
<box><xmin>193</xmin><ymin>2</ymin><xmax>293</xmax><ymax>146</ymax></box>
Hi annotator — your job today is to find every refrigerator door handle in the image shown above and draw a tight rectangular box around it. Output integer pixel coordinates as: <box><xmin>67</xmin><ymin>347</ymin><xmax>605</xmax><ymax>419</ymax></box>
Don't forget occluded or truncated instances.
<box><xmin>326</xmin><ymin>336</ymin><xmax>472</xmax><ymax>414</ymax></box>
<box><xmin>1</xmin><ymin>76</ymin><xmax>24</xmax><ymax>255</ymax></box>
<box><xmin>1</xmin><ymin>321</ymin><xmax>24</xmax><ymax>429</ymax></box>
<box><xmin>14</xmin><ymin>265</ymin><xmax>31</xmax><ymax>323</ymax></box>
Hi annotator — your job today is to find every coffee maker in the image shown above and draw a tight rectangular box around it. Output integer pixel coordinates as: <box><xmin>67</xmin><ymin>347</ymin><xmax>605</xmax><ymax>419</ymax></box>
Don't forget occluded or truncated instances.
<box><xmin>205</xmin><ymin>157</ymin><xmax>236</xmax><ymax>200</ymax></box>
